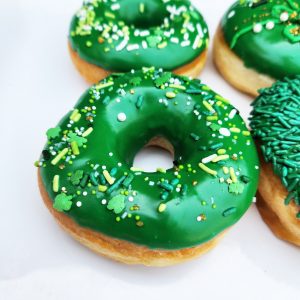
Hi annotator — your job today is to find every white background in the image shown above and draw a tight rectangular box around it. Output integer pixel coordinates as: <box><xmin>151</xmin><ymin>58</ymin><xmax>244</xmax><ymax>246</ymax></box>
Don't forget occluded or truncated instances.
<box><xmin>0</xmin><ymin>0</ymin><xmax>299</xmax><ymax>299</ymax></box>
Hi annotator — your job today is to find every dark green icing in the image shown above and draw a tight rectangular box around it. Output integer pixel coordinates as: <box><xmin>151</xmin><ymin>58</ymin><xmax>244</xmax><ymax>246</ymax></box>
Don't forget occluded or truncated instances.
<box><xmin>221</xmin><ymin>0</ymin><xmax>300</xmax><ymax>79</ymax></box>
<box><xmin>37</xmin><ymin>69</ymin><xmax>259</xmax><ymax>250</ymax></box>
<box><xmin>69</xmin><ymin>0</ymin><xmax>209</xmax><ymax>72</ymax></box>
<box><xmin>250</xmin><ymin>76</ymin><xmax>300</xmax><ymax>219</ymax></box>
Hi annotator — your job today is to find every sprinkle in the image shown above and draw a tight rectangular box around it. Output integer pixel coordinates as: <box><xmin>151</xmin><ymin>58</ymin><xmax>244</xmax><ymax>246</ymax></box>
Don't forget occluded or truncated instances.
<box><xmin>215</xmin><ymin>95</ymin><xmax>230</xmax><ymax>104</ymax></box>
<box><xmin>111</xmin><ymin>3</ymin><xmax>120</xmax><ymax>10</ymax></box>
<box><xmin>166</xmin><ymin>92</ymin><xmax>176</xmax><ymax>99</ymax></box>
<box><xmin>117</xmin><ymin>112</ymin><xmax>127</xmax><ymax>122</ymax></box>
<box><xmin>116</xmin><ymin>38</ymin><xmax>129</xmax><ymax>51</ymax></box>
<box><xmin>158</xmin><ymin>203</ymin><xmax>167</xmax><ymax>213</ymax></box>
<box><xmin>202</xmin><ymin>154</ymin><xmax>218</xmax><ymax>164</ymax></box>
<box><xmin>123</xmin><ymin>173</ymin><xmax>134</xmax><ymax>188</ymax></box>
<box><xmin>157</xmin><ymin>41</ymin><xmax>168</xmax><ymax>49</ymax></box>
<box><xmin>96</xmin><ymin>81</ymin><xmax>114</xmax><ymax>90</ymax></box>
<box><xmin>229</xmin><ymin>167</ymin><xmax>237</xmax><ymax>183</ymax></box>
<box><xmin>212</xmin><ymin>155</ymin><xmax>229</xmax><ymax>162</ymax></box>
<box><xmin>136</xmin><ymin>95</ymin><xmax>144</xmax><ymax>109</ymax></box>
<box><xmin>253</xmin><ymin>23</ymin><xmax>263</xmax><ymax>33</ymax></box>
<box><xmin>230</xmin><ymin>127</ymin><xmax>241</xmax><ymax>133</ymax></box>
<box><xmin>181</xmin><ymin>40</ymin><xmax>191</xmax><ymax>47</ymax></box>
<box><xmin>242</xmin><ymin>131</ymin><xmax>250</xmax><ymax>136</ymax></box>
<box><xmin>51</xmin><ymin>148</ymin><xmax>68</xmax><ymax>165</ymax></box>
<box><xmin>71</xmin><ymin>141</ymin><xmax>80</xmax><ymax>155</ymax></box>
<box><xmin>98</xmin><ymin>185</ymin><xmax>107</xmax><ymax>192</ymax></box>
<box><xmin>139</xmin><ymin>3</ymin><xmax>145</xmax><ymax>13</ymax></box>
<box><xmin>218</xmin><ymin>149</ymin><xmax>227</xmax><ymax>155</ymax></box>
<box><xmin>223</xmin><ymin>207</ymin><xmax>237</xmax><ymax>217</ymax></box>
<box><xmin>159</xmin><ymin>182</ymin><xmax>174</xmax><ymax>192</ymax></box>
<box><xmin>127</xmin><ymin>44</ymin><xmax>139</xmax><ymax>51</ymax></box>
<box><xmin>169</xmin><ymin>84</ymin><xmax>186</xmax><ymax>90</ymax></box>
<box><xmin>280</xmin><ymin>12</ymin><xmax>289</xmax><ymax>22</ymax></box>
<box><xmin>199</xmin><ymin>163</ymin><xmax>217</xmax><ymax>176</ymax></box>
<box><xmin>76</xmin><ymin>201</ymin><xmax>82</xmax><ymax>207</ymax></box>
<box><xmin>53</xmin><ymin>175</ymin><xmax>59</xmax><ymax>192</ymax></box>
<box><xmin>103</xmin><ymin>170</ymin><xmax>115</xmax><ymax>185</ymax></box>
<box><xmin>203</xmin><ymin>100</ymin><xmax>215</xmax><ymax>113</ymax></box>
<box><xmin>266</xmin><ymin>21</ymin><xmax>275</xmax><ymax>30</ymax></box>
<box><xmin>228</xmin><ymin>109</ymin><xmax>237</xmax><ymax>119</ymax></box>
<box><xmin>219</xmin><ymin>128</ymin><xmax>231</xmax><ymax>137</ymax></box>
<box><xmin>223</xmin><ymin>166</ymin><xmax>229</xmax><ymax>174</ymax></box>
<box><xmin>190</xmin><ymin>133</ymin><xmax>200</xmax><ymax>141</ymax></box>
<box><xmin>157</xmin><ymin>168</ymin><xmax>166</xmax><ymax>173</ymax></box>
<box><xmin>106</xmin><ymin>176</ymin><xmax>126</xmax><ymax>194</ymax></box>
<box><xmin>70</xmin><ymin>109</ymin><xmax>81</xmax><ymax>122</ymax></box>
<box><xmin>104</xmin><ymin>11</ymin><xmax>115</xmax><ymax>19</ymax></box>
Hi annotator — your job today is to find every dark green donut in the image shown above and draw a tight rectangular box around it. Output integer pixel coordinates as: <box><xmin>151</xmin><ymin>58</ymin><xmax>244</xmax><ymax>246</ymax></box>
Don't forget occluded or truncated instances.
<box><xmin>220</xmin><ymin>0</ymin><xmax>300</xmax><ymax>79</ymax></box>
<box><xmin>36</xmin><ymin>69</ymin><xmax>259</xmax><ymax>250</ymax></box>
<box><xmin>69</xmin><ymin>0</ymin><xmax>209</xmax><ymax>72</ymax></box>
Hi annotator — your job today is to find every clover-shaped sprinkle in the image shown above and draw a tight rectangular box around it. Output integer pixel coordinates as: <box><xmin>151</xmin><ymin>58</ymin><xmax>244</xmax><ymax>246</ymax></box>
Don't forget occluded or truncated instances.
<box><xmin>68</xmin><ymin>132</ymin><xmax>87</xmax><ymax>147</ymax></box>
<box><xmin>154</xmin><ymin>72</ymin><xmax>172</xmax><ymax>87</ymax></box>
<box><xmin>70</xmin><ymin>170</ymin><xmax>84</xmax><ymax>185</ymax></box>
<box><xmin>210</xmin><ymin>123</ymin><xmax>221</xmax><ymax>132</ymax></box>
<box><xmin>46</xmin><ymin>126</ymin><xmax>61</xmax><ymax>140</ymax></box>
<box><xmin>229</xmin><ymin>182</ymin><xmax>245</xmax><ymax>195</ymax></box>
<box><xmin>129</xmin><ymin>76</ymin><xmax>142</xmax><ymax>86</ymax></box>
<box><xmin>107</xmin><ymin>195</ymin><xmax>125</xmax><ymax>214</ymax></box>
<box><xmin>53</xmin><ymin>193</ymin><xmax>73</xmax><ymax>212</ymax></box>
<box><xmin>146</xmin><ymin>35</ymin><xmax>162</xmax><ymax>48</ymax></box>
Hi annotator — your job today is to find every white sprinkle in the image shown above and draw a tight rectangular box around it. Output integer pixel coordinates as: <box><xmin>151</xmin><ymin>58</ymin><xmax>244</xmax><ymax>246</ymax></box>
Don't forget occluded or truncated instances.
<box><xmin>255</xmin><ymin>165</ymin><xmax>259</xmax><ymax>170</ymax></box>
<box><xmin>253</xmin><ymin>23</ymin><xmax>263</xmax><ymax>33</ymax></box>
<box><xmin>228</xmin><ymin>10</ymin><xmax>235</xmax><ymax>19</ymax></box>
<box><xmin>140</xmin><ymin>30</ymin><xmax>150</xmax><ymax>37</ymax></box>
<box><xmin>83</xmin><ymin>191</ymin><xmax>88</xmax><ymax>196</ymax></box>
<box><xmin>149</xmin><ymin>181</ymin><xmax>155</xmax><ymax>186</ymax></box>
<box><xmin>170</xmin><ymin>37</ymin><xmax>179</xmax><ymax>44</ymax></box>
<box><xmin>116</xmin><ymin>38</ymin><xmax>129</xmax><ymax>51</ymax></box>
<box><xmin>219</xmin><ymin>128</ymin><xmax>231</xmax><ymax>137</ymax></box>
<box><xmin>280</xmin><ymin>12</ymin><xmax>289</xmax><ymax>22</ymax></box>
<box><xmin>202</xmin><ymin>154</ymin><xmax>218</xmax><ymax>164</ymax></box>
<box><xmin>266</xmin><ymin>21</ymin><xmax>275</xmax><ymax>30</ymax></box>
<box><xmin>229</xmin><ymin>109</ymin><xmax>237</xmax><ymax>119</ymax></box>
<box><xmin>109</xmin><ymin>152</ymin><xmax>113</xmax><ymax>157</ymax></box>
<box><xmin>128</xmin><ymin>196</ymin><xmax>134</xmax><ymax>202</ymax></box>
<box><xmin>101</xmin><ymin>199</ymin><xmax>107</xmax><ymax>205</ymax></box>
<box><xmin>76</xmin><ymin>201</ymin><xmax>82</xmax><ymax>207</ymax></box>
<box><xmin>102</xmin><ymin>165</ymin><xmax>106</xmax><ymax>170</ymax></box>
<box><xmin>117</xmin><ymin>112</ymin><xmax>127</xmax><ymax>122</ymax></box>
<box><xmin>111</xmin><ymin>3</ymin><xmax>120</xmax><ymax>11</ymax></box>
<box><xmin>196</xmin><ymin>23</ymin><xmax>204</xmax><ymax>38</ymax></box>
<box><xmin>181</xmin><ymin>40</ymin><xmax>191</xmax><ymax>47</ymax></box>
<box><xmin>197</xmin><ymin>216</ymin><xmax>202</xmax><ymax>222</ymax></box>
<box><xmin>192</xmin><ymin>35</ymin><xmax>201</xmax><ymax>49</ymax></box>
<box><xmin>252</xmin><ymin>197</ymin><xmax>257</xmax><ymax>203</ymax></box>
<box><xmin>117</xmin><ymin>162</ymin><xmax>122</xmax><ymax>167</ymax></box>
<box><xmin>142</xmin><ymin>41</ymin><xmax>148</xmax><ymax>49</ymax></box>
<box><xmin>176</xmin><ymin>188</ymin><xmax>180</xmax><ymax>192</ymax></box>
<box><xmin>127</xmin><ymin>44</ymin><xmax>139</xmax><ymax>51</ymax></box>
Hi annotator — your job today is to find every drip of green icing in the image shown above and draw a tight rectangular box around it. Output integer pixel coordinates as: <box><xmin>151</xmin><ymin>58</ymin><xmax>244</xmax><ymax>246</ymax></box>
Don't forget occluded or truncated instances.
<box><xmin>250</xmin><ymin>76</ymin><xmax>300</xmax><ymax>218</ymax></box>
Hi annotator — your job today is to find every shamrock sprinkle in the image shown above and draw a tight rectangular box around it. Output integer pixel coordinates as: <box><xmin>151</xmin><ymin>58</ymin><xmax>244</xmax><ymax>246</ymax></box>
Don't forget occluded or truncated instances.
<box><xmin>53</xmin><ymin>193</ymin><xmax>73</xmax><ymax>212</ymax></box>
<box><xmin>46</xmin><ymin>126</ymin><xmax>61</xmax><ymax>140</ymax></box>
<box><xmin>107</xmin><ymin>195</ymin><xmax>126</xmax><ymax>214</ymax></box>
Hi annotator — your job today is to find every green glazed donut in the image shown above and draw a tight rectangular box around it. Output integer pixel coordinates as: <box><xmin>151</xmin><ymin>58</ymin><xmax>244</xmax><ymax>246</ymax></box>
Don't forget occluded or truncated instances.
<box><xmin>36</xmin><ymin>69</ymin><xmax>259</xmax><ymax>265</ymax></box>
<box><xmin>221</xmin><ymin>0</ymin><xmax>300</xmax><ymax>79</ymax></box>
<box><xmin>69</xmin><ymin>0</ymin><xmax>209</xmax><ymax>82</ymax></box>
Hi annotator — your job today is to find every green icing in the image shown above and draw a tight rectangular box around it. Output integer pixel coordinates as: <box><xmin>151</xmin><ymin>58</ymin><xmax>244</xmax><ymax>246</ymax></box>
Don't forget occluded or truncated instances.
<box><xmin>69</xmin><ymin>0</ymin><xmax>209</xmax><ymax>72</ymax></box>
<box><xmin>250</xmin><ymin>76</ymin><xmax>300</xmax><ymax>219</ymax></box>
<box><xmin>37</xmin><ymin>69</ymin><xmax>259</xmax><ymax>250</ymax></box>
<box><xmin>221</xmin><ymin>0</ymin><xmax>300</xmax><ymax>79</ymax></box>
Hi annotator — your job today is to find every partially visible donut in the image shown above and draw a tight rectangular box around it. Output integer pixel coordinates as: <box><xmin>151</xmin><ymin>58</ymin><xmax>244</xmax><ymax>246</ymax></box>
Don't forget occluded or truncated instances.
<box><xmin>214</xmin><ymin>0</ymin><xmax>300</xmax><ymax>96</ymax></box>
<box><xmin>69</xmin><ymin>0</ymin><xmax>209</xmax><ymax>83</ymax></box>
<box><xmin>250</xmin><ymin>76</ymin><xmax>300</xmax><ymax>246</ymax></box>
<box><xmin>36</xmin><ymin>69</ymin><xmax>260</xmax><ymax>266</ymax></box>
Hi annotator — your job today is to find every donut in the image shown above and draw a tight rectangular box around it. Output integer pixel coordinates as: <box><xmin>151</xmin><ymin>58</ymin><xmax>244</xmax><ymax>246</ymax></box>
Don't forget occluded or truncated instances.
<box><xmin>213</xmin><ymin>0</ymin><xmax>300</xmax><ymax>96</ymax></box>
<box><xmin>36</xmin><ymin>69</ymin><xmax>259</xmax><ymax>266</ymax></box>
<box><xmin>68</xmin><ymin>0</ymin><xmax>209</xmax><ymax>83</ymax></box>
<box><xmin>250</xmin><ymin>76</ymin><xmax>300</xmax><ymax>246</ymax></box>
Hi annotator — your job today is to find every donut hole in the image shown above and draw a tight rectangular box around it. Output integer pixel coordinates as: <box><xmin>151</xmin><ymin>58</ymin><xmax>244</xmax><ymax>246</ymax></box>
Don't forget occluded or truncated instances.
<box><xmin>117</xmin><ymin>0</ymin><xmax>168</xmax><ymax>29</ymax></box>
<box><xmin>133</xmin><ymin>137</ymin><xmax>174</xmax><ymax>173</ymax></box>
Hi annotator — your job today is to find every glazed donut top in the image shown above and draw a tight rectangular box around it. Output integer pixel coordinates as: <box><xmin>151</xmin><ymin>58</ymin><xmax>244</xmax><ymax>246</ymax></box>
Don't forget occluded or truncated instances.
<box><xmin>37</xmin><ymin>69</ymin><xmax>259</xmax><ymax>250</ymax></box>
<box><xmin>69</xmin><ymin>0</ymin><xmax>209</xmax><ymax>71</ymax></box>
<box><xmin>221</xmin><ymin>0</ymin><xmax>300</xmax><ymax>79</ymax></box>
<box><xmin>250</xmin><ymin>76</ymin><xmax>300</xmax><ymax>219</ymax></box>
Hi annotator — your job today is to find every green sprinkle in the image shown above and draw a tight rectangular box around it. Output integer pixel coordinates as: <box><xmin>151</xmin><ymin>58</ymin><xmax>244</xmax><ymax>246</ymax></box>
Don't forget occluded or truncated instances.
<box><xmin>158</xmin><ymin>203</ymin><xmax>167</xmax><ymax>213</ymax></box>
<box><xmin>53</xmin><ymin>175</ymin><xmax>59</xmax><ymax>192</ymax></box>
<box><xmin>98</xmin><ymin>185</ymin><xmax>107</xmax><ymax>192</ymax></box>
<box><xmin>96</xmin><ymin>81</ymin><xmax>114</xmax><ymax>90</ymax></box>
<box><xmin>86</xmin><ymin>41</ymin><xmax>92</xmax><ymax>47</ymax></box>
<box><xmin>166</xmin><ymin>91</ymin><xmax>176</xmax><ymax>99</ymax></box>
<box><xmin>190</xmin><ymin>133</ymin><xmax>200</xmax><ymax>141</ymax></box>
<box><xmin>82</xmin><ymin>127</ymin><xmax>93</xmax><ymax>137</ymax></box>
<box><xmin>53</xmin><ymin>193</ymin><xmax>73</xmax><ymax>212</ymax></box>
<box><xmin>212</xmin><ymin>155</ymin><xmax>229</xmax><ymax>162</ymax></box>
<box><xmin>51</xmin><ymin>148</ymin><xmax>68</xmax><ymax>165</ymax></box>
<box><xmin>203</xmin><ymin>100</ymin><xmax>215</xmax><ymax>113</ymax></box>
<box><xmin>136</xmin><ymin>95</ymin><xmax>144</xmax><ymax>109</ymax></box>
<box><xmin>223</xmin><ymin>207</ymin><xmax>237</xmax><ymax>217</ymax></box>
<box><xmin>71</xmin><ymin>141</ymin><xmax>80</xmax><ymax>155</ymax></box>
<box><xmin>107</xmin><ymin>195</ymin><xmax>125</xmax><ymax>214</ymax></box>
<box><xmin>157</xmin><ymin>168</ymin><xmax>166</xmax><ymax>173</ymax></box>
<box><xmin>169</xmin><ymin>84</ymin><xmax>186</xmax><ymax>90</ymax></box>
<box><xmin>122</xmin><ymin>173</ymin><xmax>134</xmax><ymax>188</ymax></box>
<box><xmin>198</xmin><ymin>163</ymin><xmax>217</xmax><ymax>176</ymax></box>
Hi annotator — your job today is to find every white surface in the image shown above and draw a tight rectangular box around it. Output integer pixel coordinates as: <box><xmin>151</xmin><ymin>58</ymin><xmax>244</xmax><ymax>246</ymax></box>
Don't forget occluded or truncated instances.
<box><xmin>0</xmin><ymin>0</ymin><xmax>299</xmax><ymax>299</ymax></box>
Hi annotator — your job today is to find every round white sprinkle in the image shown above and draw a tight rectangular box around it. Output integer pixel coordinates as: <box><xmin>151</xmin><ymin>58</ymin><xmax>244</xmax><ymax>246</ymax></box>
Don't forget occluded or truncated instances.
<box><xmin>83</xmin><ymin>191</ymin><xmax>88</xmax><ymax>196</ymax></box>
<box><xmin>128</xmin><ymin>196</ymin><xmax>134</xmax><ymax>202</ymax></box>
<box><xmin>266</xmin><ymin>21</ymin><xmax>275</xmax><ymax>30</ymax></box>
<box><xmin>228</xmin><ymin>10</ymin><xmax>235</xmax><ymax>19</ymax></box>
<box><xmin>197</xmin><ymin>216</ymin><xmax>202</xmax><ymax>222</ymax></box>
<box><xmin>76</xmin><ymin>201</ymin><xmax>82</xmax><ymax>207</ymax></box>
<box><xmin>253</xmin><ymin>23</ymin><xmax>263</xmax><ymax>33</ymax></box>
<box><xmin>280</xmin><ymin>12</ymin><xmax>289</xmax><ymax>22</ymax></box>
<box><xmin>117</xmin><ymin>112</ymin><xmax>127</xmax><ymax>122</ymax></box>
<box><xmin>219</xmin><ymin>128</ymin><xmax>231</xmax><ymax>137</ymax></box>
<box><xmin>101</xmin><ymin>199</ymin><xmax>107</xmax><ymax>205</ymax></box>
<box><xmin>109</xmin><ymin>152</ymin><xmax>113</xmax><ymax>157</ymax></box>
<box><xmin>117</xmin><ymin>162</ymin><xmax>122</xmax><ymax>167</ymax></box>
